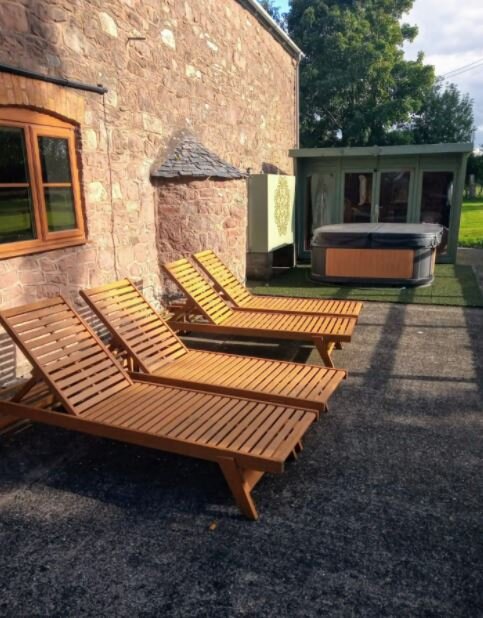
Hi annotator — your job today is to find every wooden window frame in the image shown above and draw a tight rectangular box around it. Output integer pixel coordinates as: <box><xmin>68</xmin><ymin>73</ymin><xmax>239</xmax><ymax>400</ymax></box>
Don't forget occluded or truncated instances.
<box><xmin>0</xmin><ymin>107</ymin><xmax>85</xmax><ymax>259</ymax></box>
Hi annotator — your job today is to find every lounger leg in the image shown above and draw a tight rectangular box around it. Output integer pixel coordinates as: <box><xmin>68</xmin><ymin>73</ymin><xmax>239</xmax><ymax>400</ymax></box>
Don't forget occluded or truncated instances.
<box><xmin>314</xmin><ymin>339</ymin><xmax>335</xmax><ymax>368</ymax></box>
<box><xmin>12</xmin><ymin>375</ymin><xmax>38</xmax><ymax>402</ymax></box>
<box><xmin>291</xmin><ymin>440</ymin><xmax>304</xmax><ymax>460</ymax></box>
<box><xmin>243</xmin><ymin>469</ymin><xmax>264</xmax><ymax>491</ymax></box>
<box><xmin>335</xmin><ymin>342</ymin><xmax>343</xmax><ymax>350</ymax></box>
<box><xmin>218</xmin><ymin>458</ymin><xmax>259</xmax><ymax>520</ymax></box>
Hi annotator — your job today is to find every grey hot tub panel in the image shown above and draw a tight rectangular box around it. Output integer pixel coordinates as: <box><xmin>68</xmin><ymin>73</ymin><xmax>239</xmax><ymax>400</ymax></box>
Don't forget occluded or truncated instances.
<box><xmin>311</xmin><ymin>223</ymin><xmax>443</xmax><ymax>286</ymax></box>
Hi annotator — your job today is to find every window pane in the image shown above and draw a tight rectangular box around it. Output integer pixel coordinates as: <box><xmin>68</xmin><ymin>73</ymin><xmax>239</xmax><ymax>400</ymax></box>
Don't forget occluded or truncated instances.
<box><xmin>44</xmin><ymin>187</ymin><xmax>77</xmax><ymax>232</ymax></box>
<box><xmin>379</xmin><ymin>171</ymin><xmax>410</xmax><ymax>222</ymax></box>
<box><xmin>38</xmin><ymin>136</ymin><xmax>72</xmax><ymax>183</ymax></box>
<box><xmin>420</xmin><ymin>172</ymin><xmax>453</xmax><ymax>227</ymax></box>
<box><xmin>344</xmin><ymin>173</ymin><xmax>372</xmax><ymax>222</ymax></box>
<box><xmin>0</xmin><ymin>127</ymin><xmax>29</xmax><ymax>183</ymax></box>
<box><xmin>0</xmin><ymin>187</ymin><xmax>36</xmax><ymax>243</ymax></box>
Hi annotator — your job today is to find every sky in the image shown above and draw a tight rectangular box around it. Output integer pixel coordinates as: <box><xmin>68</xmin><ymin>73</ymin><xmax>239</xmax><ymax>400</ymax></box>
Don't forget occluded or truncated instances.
<box><xmin>270</xmin><ymin>0</ymin><xmax>483</xmax><ymax>145</ymax></box>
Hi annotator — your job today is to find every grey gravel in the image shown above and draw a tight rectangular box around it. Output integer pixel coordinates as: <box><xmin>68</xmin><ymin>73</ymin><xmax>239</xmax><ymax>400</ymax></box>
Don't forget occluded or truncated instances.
<box><xmin>0</xmin><ymin>302</ymin><xmax>481</xmax><ymax>616</ymax></box>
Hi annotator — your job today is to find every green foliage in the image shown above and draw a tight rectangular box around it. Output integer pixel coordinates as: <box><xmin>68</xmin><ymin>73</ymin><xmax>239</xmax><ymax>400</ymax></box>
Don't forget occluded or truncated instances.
<box><xmin>288</xmin><ymin>0</ymin><xmax>435</xmax><ymax>147</ymax></box>
<box><xmin>258</xmin><ymin>1</ymin><xmax>288</xmax><ymax>29</ymax></box>
<box><xmin>466</xmin><ymin>153</ymin><xmax>483</xmax><ymax>187</ymax></box>
<box><xmin>466</xmin><ymin>153</ymin><xmax>483</xmax><ymax>186</ymax></box>
<box><xmin>411</xmin><ymin>81</ymin><xmax>474</xmax><ymax>144</ymax></box>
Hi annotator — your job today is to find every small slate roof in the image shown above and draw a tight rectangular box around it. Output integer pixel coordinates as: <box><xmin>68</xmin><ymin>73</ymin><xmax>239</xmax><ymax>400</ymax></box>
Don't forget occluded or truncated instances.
<box><xmin>151</xmin><ymin>132</ymin><xmax>246</xmax><ymax>179</ymax></box>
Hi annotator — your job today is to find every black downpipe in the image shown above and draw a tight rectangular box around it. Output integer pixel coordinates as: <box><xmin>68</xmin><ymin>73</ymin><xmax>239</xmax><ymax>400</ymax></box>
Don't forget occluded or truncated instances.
<box><xmin>0</xmin><ymin>62</ymin><xmax>107</xmax><ymax>95</ymax></box>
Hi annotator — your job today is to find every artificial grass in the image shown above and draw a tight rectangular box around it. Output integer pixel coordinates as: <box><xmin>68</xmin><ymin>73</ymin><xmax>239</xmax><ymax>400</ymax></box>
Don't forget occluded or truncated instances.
<box><xmin>459</xmin><ymin>199</ymin><xmax>483</xmax><ymax>248</ymax></box>
<box><xmin>249</xmin><ymin>264</ymin><xmax>483</xmax><ymax>307</ymax></box>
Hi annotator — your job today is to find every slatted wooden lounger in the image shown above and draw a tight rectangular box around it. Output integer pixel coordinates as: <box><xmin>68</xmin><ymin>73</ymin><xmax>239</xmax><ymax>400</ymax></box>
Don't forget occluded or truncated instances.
<box><xmin>80</xmin><ymin>279</ymin><xmax>346</xmax><ymax>415</ymax></box>
<box><xmin>163</xmin><ymin>259</ymin><xmax>357</xmax><ymax>368</ymax></box>
<box><xmin>0</xmin><ymin>296</ymin><xmax>317</xmax><ymax>520</ymax></box>
<box><xmin>193</xmin><ymin>250</ymin><xmax>363</xmax><ymax>319</ymax></box>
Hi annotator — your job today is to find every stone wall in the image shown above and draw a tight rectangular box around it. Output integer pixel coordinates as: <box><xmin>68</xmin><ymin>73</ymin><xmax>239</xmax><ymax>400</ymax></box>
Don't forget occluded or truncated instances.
<box><xmin>0</xmin><ymin>0</ymin><xmax>298</xmax><ymax>383</ymax></box>
<box><xmin>0</xmin><ymin>0</ymin><xmax>297</xmax><ymax>174</ymax></box>
<box><xmin>155</xmin><ymin>178</ymin><xmax>247</xmax><ymax>298</ymax></box>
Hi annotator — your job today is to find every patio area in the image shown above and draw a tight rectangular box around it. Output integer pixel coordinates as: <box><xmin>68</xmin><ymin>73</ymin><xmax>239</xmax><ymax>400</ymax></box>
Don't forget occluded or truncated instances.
<box><xmin>0</xmin><ymin>301</ymin><xmax>481</xmax><ymax>615</ymax></box>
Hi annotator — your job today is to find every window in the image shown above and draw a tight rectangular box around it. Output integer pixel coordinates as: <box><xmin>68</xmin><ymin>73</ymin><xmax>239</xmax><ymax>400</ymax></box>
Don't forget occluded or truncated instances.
<box><xmin>0</xmin><ymin>108</ymin><xmax>85</xmax><ymax>258</ymax></box>
<box><xmin>420</xmin><ymin>171</ymin><xmax>454</xmax><ymax>255</ymax></box>
<box><xmin>343</xmin><ymin>172</ymin><xmax>373</xmax><ymax>223</ymax></box>
<box><xmin>378</xmin><ymin>171</ymin><xmax>411</xmax><ymax>223</ymax></box>
<box><xmin>420</xmin><ymin>171</ymin><xmax>454</xmax><ymax>228</ymax></box>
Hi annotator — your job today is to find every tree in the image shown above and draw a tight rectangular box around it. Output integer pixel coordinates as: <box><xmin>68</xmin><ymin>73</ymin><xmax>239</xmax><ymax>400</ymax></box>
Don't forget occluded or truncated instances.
<box><xmin>466</xmin><ymin>152</ymin><xmax>483</xmax><ymax>197</ymax></box>
<box><xmin>259</xmin><ymin>1</ymin><xmax>288</xmax><ymax>30</ymax></box>
<box><xmin>412</xmin><ymin>80</ymin><xmax>474</xmax><ymax>144</ymax></box>
<box><xmin>288</xmin><ymin>0</ymin><xmax>435</xmax><ymax>147</ymax></box>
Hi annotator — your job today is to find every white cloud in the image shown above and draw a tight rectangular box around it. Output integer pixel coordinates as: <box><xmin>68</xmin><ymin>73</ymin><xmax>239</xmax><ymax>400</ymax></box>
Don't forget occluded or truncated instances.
<box><xmin>404</xmin><ymin>0</ymin><xmax>483</xmax><ymax>144</ymax></box>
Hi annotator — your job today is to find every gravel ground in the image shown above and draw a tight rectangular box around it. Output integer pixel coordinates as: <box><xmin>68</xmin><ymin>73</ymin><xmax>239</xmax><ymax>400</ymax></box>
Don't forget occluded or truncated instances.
<box><xmin>0</xmin><ymin>302</ymin><xmax>481</xmax><ymax>616</ymax></box>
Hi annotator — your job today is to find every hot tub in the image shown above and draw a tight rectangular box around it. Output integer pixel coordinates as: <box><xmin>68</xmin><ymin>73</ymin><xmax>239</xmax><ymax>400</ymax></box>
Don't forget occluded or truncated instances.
<box><xmin>311</xmin><ymin>223</ymin><xmax>443</xmax><ymax>286</ymax></box>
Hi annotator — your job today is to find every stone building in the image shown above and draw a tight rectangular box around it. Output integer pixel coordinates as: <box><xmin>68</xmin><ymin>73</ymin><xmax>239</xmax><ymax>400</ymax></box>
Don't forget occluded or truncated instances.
<box><xmin>0</xmin><ymin>0</ymin><xmax>302</xmax><ymax>384</ymax></box>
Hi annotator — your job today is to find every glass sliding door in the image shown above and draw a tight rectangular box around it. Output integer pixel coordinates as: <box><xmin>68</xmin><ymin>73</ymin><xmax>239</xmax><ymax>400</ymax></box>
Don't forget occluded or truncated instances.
<box><xmin>419</xmin><ymin>171</ymin><xmax>454</xmax><ymax>255</ymax></box>
<box><xmin>378</xmin><ymin>171</ymin><xmax>411</xmax><ymax>222</ymax></box>
<box><xmin>343</xmin><ymin>172</ymin><xmax>373</xmax><ymax>223</ymax></box>
<box><xmin>342</xmin><ymin>169</ymin><xmax>412</xmax><ymax>224</ymax></box>
<box><xmin>420</xmin><ymin>171</ymin><xmax>453</xmax><ymax>227</ymax></box>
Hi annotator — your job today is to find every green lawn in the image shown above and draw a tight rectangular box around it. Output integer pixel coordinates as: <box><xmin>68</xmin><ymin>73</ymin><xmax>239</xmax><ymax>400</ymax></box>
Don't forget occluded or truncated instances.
<box><xmin>249</xmin><ymin>264</ymin><xmax>483</xmax><ymax>307</ymax></box>
<box><xmin>0</xmin><ymin>195</ymin><xmax>75</xmax><ymax>243</ymax></box>
<box><xmin>459</xmin><ymin>199</ymin><xmax>483</xmax><ymax>248</ymax></box>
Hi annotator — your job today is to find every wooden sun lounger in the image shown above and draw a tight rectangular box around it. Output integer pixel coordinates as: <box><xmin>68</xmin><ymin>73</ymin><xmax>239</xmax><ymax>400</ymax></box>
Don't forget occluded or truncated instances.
<box><xmin>80</xmin><ymin>279</ymin><xmax>346</xmax><ymax>414</ymax></box>
<box><xmin>0</xmin><ymin>296</ymin><xmax>317</xmax><ymax>520</ymax></box>
<box><xmin>193</xmin><ymin>250</ymin><xmax>363</xmax><ymax>319</ymax></box>
<box><xmin>163</xmin><ymin>259</ymin><xmax>357</xmax><ymax>368</ymax></box>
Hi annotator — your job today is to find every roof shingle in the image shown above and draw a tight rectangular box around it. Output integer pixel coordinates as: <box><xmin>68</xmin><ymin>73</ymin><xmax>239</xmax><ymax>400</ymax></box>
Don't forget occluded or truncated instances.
<box><xmin>151</xmin><ymin>132</ymin><xmax>246</xmax><ymax>180</ymax></box>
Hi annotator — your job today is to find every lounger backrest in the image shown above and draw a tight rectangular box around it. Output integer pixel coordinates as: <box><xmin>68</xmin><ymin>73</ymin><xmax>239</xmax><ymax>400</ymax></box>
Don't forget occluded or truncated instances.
<box><xmin>0</xmin><ymin>297</ymin><xmax>132</xmax><ymax>416</ymax></box>
<box><xmin>163</xmin><ymin>258</ymin><xmax>233</xmax><ymax>325</ymax></box>
<box><xmin>193</xmin><ymin>250</ymin><xmax>252</xmax><ymax>307</ymax></box>
<box><xmin>81</xmin><ymin>279</ymin><xmax>187</xmax><ymax>372</ymax></box>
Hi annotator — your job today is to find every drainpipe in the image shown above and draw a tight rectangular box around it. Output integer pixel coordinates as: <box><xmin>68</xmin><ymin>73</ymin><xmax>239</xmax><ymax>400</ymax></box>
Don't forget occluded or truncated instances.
<box><xmin>295</xmin><ymin>59</ymin><xmax>300</xmax><ymax>149</ymax></box>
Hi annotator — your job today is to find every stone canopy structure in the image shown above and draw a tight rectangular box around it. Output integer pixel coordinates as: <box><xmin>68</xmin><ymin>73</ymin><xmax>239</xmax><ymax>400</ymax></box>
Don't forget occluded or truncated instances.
<box><xmin>152</xmin><ymin>131</ymin><xmax>246</xmax><ymax>180</ymax></box>
<box><xmin>153</xmin><ymin>132</ymin><xmax>248</xmax><ymax>291</ymax></box>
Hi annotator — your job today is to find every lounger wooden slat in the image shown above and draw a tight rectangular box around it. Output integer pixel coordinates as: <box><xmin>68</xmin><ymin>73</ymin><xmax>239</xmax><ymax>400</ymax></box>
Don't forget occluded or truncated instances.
<box><xmin>166</xmin><ymin>261</ymin><xmax>232</xmax><ymax>325</ymax></box>
<box><xmin>214</xmin><ymin>402</ymin><xmax>270</xmax><ymax>449</ymax></box>
<box><xmin>163</xmin><ymin>259</ymin><xmax>356</xmax><ymax>367</ymax></box>
<box><xmin>195</xmin><ymin>399</ymin><xmax>255</xmax><ymax>445</ymax></box>
<box><xmin>193</xmin><ymin>250</ymin><xmax>363</xmax><ymax>319</ymax></box>
<box><xmin>81</xmin><ymin>279</ymin><xmax>347</xmax><ymax>412</ymax></box>
<box><xmin>1</xmin><ymin>296</ymin><xmax>65</xmax><ymax>321</ymax></box>
<box><xmin>0</xmin><ymin>296</ymin><xmax>319</xmax><ymax>519</ymax></box>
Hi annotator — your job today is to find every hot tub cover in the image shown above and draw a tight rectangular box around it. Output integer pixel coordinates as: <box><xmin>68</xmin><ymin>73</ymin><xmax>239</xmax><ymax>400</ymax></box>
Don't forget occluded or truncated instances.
<box><xmin>312</xmin><ymin>223</ymin><xmax>443</xmax><ymax>249</ymax></box>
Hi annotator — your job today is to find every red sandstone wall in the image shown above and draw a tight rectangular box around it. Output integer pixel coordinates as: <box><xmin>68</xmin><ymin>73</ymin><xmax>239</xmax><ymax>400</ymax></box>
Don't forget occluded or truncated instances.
<box><xmin>155</xmin><ymin>178</ymin><xmax>247</xmax><ymax>297</ymax></box>
<box><xmin>0</xmin><ymin>0</ymin><xmax>298</xmax><ymax>381</ymax></box>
